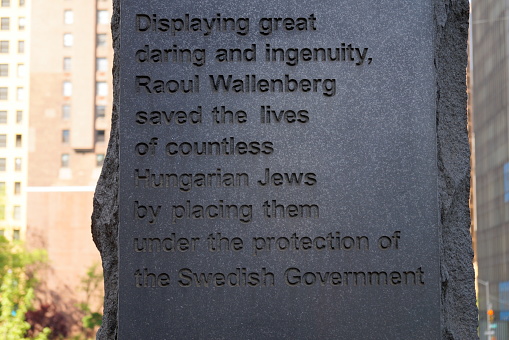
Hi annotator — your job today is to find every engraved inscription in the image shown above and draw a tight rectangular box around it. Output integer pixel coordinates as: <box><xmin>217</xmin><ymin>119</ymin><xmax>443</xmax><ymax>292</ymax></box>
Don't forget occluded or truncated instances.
<box><xmin>251</xmin><ymin>232</ymin><xmax>369</xmax><ymax>255</ymax></box>
<box><xmin>257</xmin><ymin>168</ymin><xmax>316</xmax><ymax>186</ymax></box>
<box><xmin>135</xmin><ymin>13</ymin><xmax>250</xmax><ymax>36</ymax></box>
<box><xmin>209</xmin><ymin>74</ymin><xmax>336</xmax><ymax>96</ymax></box>
<box><xmin>283</xmin><ymin>267</ymin><xmax>425</xmax><ymax>287</ymax></box>
<box><xmin>135</xmin><ymin>106</ymin><xmax>203</xmax><ymax>125</ymax></box>
<box><xmin>119</xmin><ymin>3</ymin><xmax>440</xmax><ymax>337</ymax></box>
<box><xmin>171</xmin><ymin>200</ymin><xmax>252</xmax><ymax>224</ymax></box>
<box><xmin>131</xmin><ymin>265</ymin><xmax>425</xmax><ymax>288</ymax></box>
<box><xmin>134</xmin><ymin>234</ymin><xmax>200</xmax><ymax>253</ymax></box>
<box><xmin>165</xmin><ymin>137</ymin><xmax>274</xmax><ymax>156</ymax></box>
<box><xmin>134</xmin><ymin>168</ymin><xmax>249</xmax><ymax>191</ymax></box>
<box><xmin>262</xmin><ymin>200</ymin><xmax>319</xmax><ymax>218</ymax></box>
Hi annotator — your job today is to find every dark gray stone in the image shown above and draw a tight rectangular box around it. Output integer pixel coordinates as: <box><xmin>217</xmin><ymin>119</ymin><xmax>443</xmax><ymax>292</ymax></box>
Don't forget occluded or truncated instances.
<box><xmin>92</xmin><ymin>1</ymin><xmax>477</xmax><ymax>339</ymax></box>
<box><xmin>434</xmin><ymin>1</ymin><xmax>478</xmax><ymax>339</ymax></box>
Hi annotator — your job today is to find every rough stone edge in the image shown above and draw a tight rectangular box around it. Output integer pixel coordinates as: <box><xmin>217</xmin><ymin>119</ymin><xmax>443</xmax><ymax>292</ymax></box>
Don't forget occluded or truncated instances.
<box><xmin>435</xmin><ymin>0</ymin><xmax>478</xmax><ymax>339</ymax></box>
<box><xmin>92</xmin><ymin>1</ymin><xmax>478</xmax><ymax>339</ymax></box>
<box><xmin>92</xmin><ymin>0</ymin><xmax>119</xmax><ymax>338</ymax></box>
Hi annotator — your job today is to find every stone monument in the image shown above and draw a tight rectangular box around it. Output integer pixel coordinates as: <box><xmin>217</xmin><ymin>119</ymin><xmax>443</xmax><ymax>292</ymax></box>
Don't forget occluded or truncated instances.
<box><xmin>92</xmin><ymin>0</ymin><xmax>477</xmax><ymax>339</ymax></box>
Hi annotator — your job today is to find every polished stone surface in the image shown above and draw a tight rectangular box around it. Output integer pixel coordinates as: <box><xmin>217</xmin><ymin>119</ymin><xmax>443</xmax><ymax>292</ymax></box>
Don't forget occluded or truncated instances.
<box><xmin>117</xmin><ymin>1</ymin><xmax>440</xmax><ymax>338</ymax></box>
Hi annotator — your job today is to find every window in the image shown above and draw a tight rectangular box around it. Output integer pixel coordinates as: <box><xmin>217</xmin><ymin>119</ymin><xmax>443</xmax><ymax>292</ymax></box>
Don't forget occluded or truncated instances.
<box><xmin>16</xmin><ymin>87</ymin><xmax>24</xmax><ymax>101</ymax></box>
<box><xmin>96</xmin><ymin>58</ymin><xmax>107</xmax><ymax>72</ymax></box>
<box><xmin>18</xmin><ymin>17</ymin><xmax>25</xmax><ymax>30</ymax></box>
<box><xmin>12</xmin><ymin>229</ymin><xmax>19</xmax><ymax>240</ymax></box>
<box><xmin>96</xmin><ymin>154</ymin><xmax>105</xmax><ymax>167</ymax></box>
<box><xmin>96</xmin><ymin>130</ymin><xmax>105</xmax><ymax>143</ymax></box>
<box><xmin>97</xmin><ymin>34</ymin><xmax>106</xmax><ymax>47</ymax></box>
<box><xmin>62</xmin><ymin>130</ymin><xmax>70</xmax><ymax>144</ymax></box>
<box><xmin>16</xmin><ymin>110</ymin><xmax>22</xmax><ymax>123</ymax></box>
<box><xmin>0</xmin><ymin>111</ymin><xmax>6</xmax><ymax>123</ymax></box>
<box><xmin>96</xmin><ymin>105</ymin><xmax>106</xmax><ymax>118</ymax></box>
<box><xmin>63</xmin><ymin>57</ymin><xmax>71</xmax><ymax>71</ymax></box>
<box><xmin>0</xmin><ymin>41</ymin><xmax>8</xmax><ymax>53</ymax></box>
<box><xmin>0</xmin><ymin>182</ymin><xmax>5</xmax><ymax>194</ymax></box>
<box><xmin>15</xmin><ymin>134</ymin><xmax>21</xmax><ymax>147</ymax></box>
<box><xmin>0</xmin><ymin>135</ymin><xmax>6</xmax><ymax>147</ymax></box>
<box><xmin>18</xmin><ymin>0</ymin><xmax>24</xmax><ymax>6</ymax></box>
<box><xmin>13</xmin><ymin>206</ymin><xmax>20</xmax><ymax>220</ymax></box>
<box><xmin>17</xmin><ymin>64</ymin><xmax>24</xmax><ymax>77</ymax></box>
<box><xmin>97</xmin><ymin>10</ymin><xmax>109</xmax><ymax>24</ymax></box>
<box><xmin>61</xmin><ymin>154</ymin><xmax>69</xmax><ymax>168</ymax></box>
<box><xmin>63</xmin><ymin>33</ymin><xmax>73</xmax><ymax>47</ymax></box>
<box><xmin>64</xmin><ymin>10</ymin><xmax>73</xmax><ymax>24</ymax></box>
<box><xmin>17</xmin><ymin>40</ymin><xmax>24</xmax><ymax>53</ymax></box>
<box><xmin>62</xmin><ymin>105</ymin><xmax>70</xmax><ymax>119</ymax></box>
<box><xmin>14</xmin><ymin>182</ymin><xmax>20</xmax><ymax>195</ymax></box>
<box><xmin>14</xmin><ymin>157</ymin><xmax>21</xmax><ymax>171</ymax></box>
<box><xmin>96</xmin><ymin>82</ymin><xmax>107</xmax><ymax>96</ymax></box>
<box><xmin>1</xmin><ymin>18</ymin><xmax>9</xmax><ymax>30</ymax></box>
<box><xmin>0</xmin><ymin>64</ymin><xmax>8</xmax><ymax>76</ymax></box>
<box><xmin>0</xmin><ymin>158</ymin><xmax>5</xmax><ymax>171</ymax></box>
<box><xmin>63</xmin><ymin>81</ymin><xmax>72</xmax><ymax>96</ymax></box>
<box><xmin>0</xmin><ymin>87</ymin><xmax>7</xmax><ymax>100</ymax></box>
<box><xmin>1</xmin><ymin>0</ymin><xmax>9</xmax><ymax>7</ymax></box>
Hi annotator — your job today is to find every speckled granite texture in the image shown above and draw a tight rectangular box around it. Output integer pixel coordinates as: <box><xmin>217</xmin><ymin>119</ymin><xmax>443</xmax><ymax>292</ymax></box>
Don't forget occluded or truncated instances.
<box><xmin>92</xmin><ymin>1</ymin><xmax>477</xmax><ymax>339</ymax></box>
<box><xmin>434</xmin><ymin>1</ymin><xmax>478</xmax><ymax>339</ymax></box>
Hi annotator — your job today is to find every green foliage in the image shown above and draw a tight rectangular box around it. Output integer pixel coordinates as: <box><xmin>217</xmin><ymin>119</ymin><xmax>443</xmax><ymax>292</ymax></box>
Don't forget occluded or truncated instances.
<box><xmin>0</xmin><ymin>236</ymin><xmax>50</xmax><ymax>339</ymax></box>
<box><xmin>81</xmin><ymin>312</ymin><xmax>102</xmax><ymax>329</ymax></box>
<box><xmin>79</xmin><ymin>263</ymin><xmax>103</xmax><ymax>309</ymax></box>
<box><xmin>77</xmin><ymin>263</ymin><xmax>103</xmax><ymax>338</ymax></box>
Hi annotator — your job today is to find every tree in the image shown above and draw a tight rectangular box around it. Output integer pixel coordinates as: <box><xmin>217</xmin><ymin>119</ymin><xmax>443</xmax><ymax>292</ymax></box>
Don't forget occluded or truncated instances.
<box><xmin>25</xmin><ymin>304</ymin><xmax>69</xmax><ymax>339</ymax></box>
<box><xmin>0</xmin><ymin>236</ymin><xmax>50</xmax><ymax>340</ymax></box>
<box><xmin>77</xmin><ymin>263</ymin><xmax>103</xmax><ymax>339</ymax></box>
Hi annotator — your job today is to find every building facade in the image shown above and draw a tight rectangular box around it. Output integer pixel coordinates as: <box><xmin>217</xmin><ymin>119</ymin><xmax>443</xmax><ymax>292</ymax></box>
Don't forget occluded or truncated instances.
<box><xmin>471</xmin><ymin>0</ymin><xmax>509</xmax><ymax>337</ymax></box>
<box><xmin>25</xmin><ymin>0</ymin><xmax>112</xmax><ymax>326</ymax></box>
<box><xmin>0</xmin><ymin>0</ymin><xmax>30</xmax><ymax>242</ymax></box>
